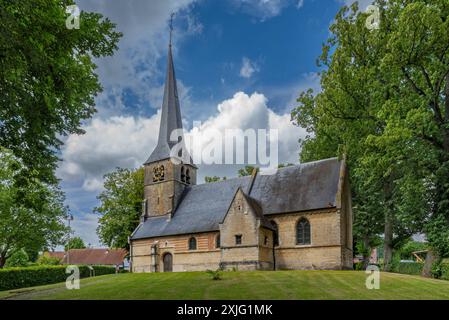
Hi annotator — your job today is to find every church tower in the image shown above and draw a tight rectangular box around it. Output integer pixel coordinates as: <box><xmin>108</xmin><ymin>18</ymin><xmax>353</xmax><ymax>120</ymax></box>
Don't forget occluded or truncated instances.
<box><xmin>142</xmin><ymin>35</ymin><xmax>197</xmax><ymax>219</ymax></box>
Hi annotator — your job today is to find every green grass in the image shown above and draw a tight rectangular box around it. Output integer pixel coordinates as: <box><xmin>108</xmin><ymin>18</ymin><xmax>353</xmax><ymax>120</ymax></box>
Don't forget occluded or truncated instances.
<box><xmin>1</xmin><ymin>270</ymin><xmax>449</xmax><ymax>300</ymax></box>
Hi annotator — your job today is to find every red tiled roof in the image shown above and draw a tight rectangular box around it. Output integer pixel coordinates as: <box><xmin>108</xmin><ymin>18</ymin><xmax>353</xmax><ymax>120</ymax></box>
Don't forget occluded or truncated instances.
<box><xmin>64</xmin><ymin>248</ymin><xmax>128</xmax><ymax>265</ymax></box>
<box><xmin>44</xmin><ymin>249</ymin><xmax>128</xmax><ymax>265</ymax></box>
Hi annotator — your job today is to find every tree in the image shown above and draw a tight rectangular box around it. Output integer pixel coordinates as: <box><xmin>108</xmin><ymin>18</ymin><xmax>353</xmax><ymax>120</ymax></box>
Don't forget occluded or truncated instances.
<box><xmin>95</xmin><ymin>167</ymin><xmax>144</xmax><ymax>249</ymax></box>
<box><xmin>5</xmin><ymin>249</ymin><xmax>29</xmax><ymax>268</ymax></box>
<box><xmin>238</xmin><ymin>166</ymin><xmax>258</xmax><ymax>177</ymax></box>
<box><xmin>292</xmin><ymin>0</ymin><xmax>449</xmax><ymax>270</ymax></box>
<box><xmin>205</xmin><ymin>176</ymin><xmax>227</xmax><ymax>183</ymax></box>
<box><xmin>0</xmin><ymin>147</ymin><xmax>68</xmax><ymax>268</ymax></box>
<box><xmin>0</xmin><ymin>0</ymin><xmax>122</xmax><ymax>184</ymax></box>
<box><xmin>65</xmin><ymin>236</ymin><xmax>86</xmax><ymax>251</ymax></box>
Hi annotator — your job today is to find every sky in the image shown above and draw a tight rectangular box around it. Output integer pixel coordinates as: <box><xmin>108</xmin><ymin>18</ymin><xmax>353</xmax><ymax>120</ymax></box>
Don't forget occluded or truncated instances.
<box><xmin>56</xmin><ymin>0</ymin><xmax>373</xmax><ymax>247</ymax></box>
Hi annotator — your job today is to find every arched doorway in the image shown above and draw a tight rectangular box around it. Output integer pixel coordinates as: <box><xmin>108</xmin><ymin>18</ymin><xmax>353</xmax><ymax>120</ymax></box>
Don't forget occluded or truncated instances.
<box><xmin>163</xmin><ymin>253</ymin><xmax>173</xmax><ymax>272</ymax></box>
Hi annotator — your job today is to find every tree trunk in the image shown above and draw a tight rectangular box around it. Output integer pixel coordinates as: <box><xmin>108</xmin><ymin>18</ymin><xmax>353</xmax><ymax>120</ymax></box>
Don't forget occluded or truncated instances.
<box><xmin>422</xmin><ymin>250</ymin><xmax>438</xmax><ymax>278</ymax></box>
<box><xmin>361</xmin><ymin>237</ymin><xmax>371</xmax><ymax>270</ymax></box>
<box><xmin>0</xmin><ymin>255</ymin><xmax>6</xmax><ymax>269</ymax></box>
<box><xmin>383</xmin><ymin>212</ymin><xmax>394</xmax><ymax>272</ymax></box>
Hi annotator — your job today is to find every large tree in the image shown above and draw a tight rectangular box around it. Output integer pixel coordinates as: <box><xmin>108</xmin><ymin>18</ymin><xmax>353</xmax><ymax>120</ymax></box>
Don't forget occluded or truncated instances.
<box><xmin>0</xmin><ymin>0</ymin><xmax>122</xmax><ymax>184</ymax></box>
<box><xmin>65</xmin><ymin>236</ymin><xmax>86</xmax><ymax>251</ymax></box>
<box><xmin>95</xmin><ymin>167</ymin><xmax>144</xmax><ymax>249</ymax></box>
<box><xmin>0</xmin><ymin>147</ymin><xmax>68</xmax><ymax>268</ymax></box>
<box><xmin>292</xmin><ymin>0</ymin><xmax>449</xmax><ymax>270</ymax></box>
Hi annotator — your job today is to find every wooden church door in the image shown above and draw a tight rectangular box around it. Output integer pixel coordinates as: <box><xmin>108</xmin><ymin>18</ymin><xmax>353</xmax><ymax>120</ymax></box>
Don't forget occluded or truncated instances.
<box><xmin>163</xmin><ymin>253</ymin><xmax>173</xmax><ymax>272</ymax></box>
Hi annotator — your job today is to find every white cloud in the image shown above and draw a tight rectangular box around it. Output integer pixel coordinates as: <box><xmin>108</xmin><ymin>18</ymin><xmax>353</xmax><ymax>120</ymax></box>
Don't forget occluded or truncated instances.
<box><xmin>58</xmin><ymin>91</ymin><xmax>306</xmax><ymax>190</ymax></box>
<box><xmin>58</xmin><ymin>114</ymin><xmax>161</xmax><ymax>191</ymax></box>
<box><xmin>340</xmin><ymin>0</ymin><xmax>373</xmax><ymax>10</ymax></box>
<box><xmin>239</xmin><ymin>57</ymin><xmax>259</xmax><ymax>78</ymax></box>
<box><xmin>230</xmin><ymin>0</ymin><xmax>303</xmax><ymax>21</ymax></box>
<box><xmin>296</xmin><ymin>0</ymin><xmax>304</xmax><ymax>9</ymax></box>
<box><xmin>76</xmin><ymin>0</ymin><xmax>200</xmax><ymax>114</ymax></box>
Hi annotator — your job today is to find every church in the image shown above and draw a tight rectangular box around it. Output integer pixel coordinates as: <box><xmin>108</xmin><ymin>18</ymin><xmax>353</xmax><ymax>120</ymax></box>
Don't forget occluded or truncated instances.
<box><xmin>129</xmin><ymin>41</ymin><xmax>353</xmax><ymax>273</ymax></box>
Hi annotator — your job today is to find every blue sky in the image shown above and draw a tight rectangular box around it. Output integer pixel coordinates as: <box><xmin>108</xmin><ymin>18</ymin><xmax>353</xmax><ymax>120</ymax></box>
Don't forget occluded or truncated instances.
<box><xmin>57</xmin><ymin>0</ymin><xmax>371</xmax><ymax>247</ymax></box>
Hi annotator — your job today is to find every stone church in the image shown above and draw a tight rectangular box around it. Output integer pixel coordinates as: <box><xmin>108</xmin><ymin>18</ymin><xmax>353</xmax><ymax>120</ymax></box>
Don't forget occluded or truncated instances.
<box><xmin>129</xmin><ymin>42</ymin><xmax>353</xmax><ymax>273</ymax></box>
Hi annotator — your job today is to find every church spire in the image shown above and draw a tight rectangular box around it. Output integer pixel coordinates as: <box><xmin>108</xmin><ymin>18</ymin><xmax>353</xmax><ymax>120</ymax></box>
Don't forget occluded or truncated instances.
<box><xmin>145</xmin><ymin>16</ymin><xmax>185</xmax><ymax>164</ymax></box>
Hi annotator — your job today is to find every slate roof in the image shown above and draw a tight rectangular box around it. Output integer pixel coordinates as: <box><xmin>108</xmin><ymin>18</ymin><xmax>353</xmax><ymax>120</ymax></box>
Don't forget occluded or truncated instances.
<box><xmin>145</xmin><ymin>44</ymin><xmax>191</xmax><ymax>164</ymax></box>
<box><xmin>131</xmin><ymin>157</ymin><xmax>342</xmax><ymax>240</ymax></box>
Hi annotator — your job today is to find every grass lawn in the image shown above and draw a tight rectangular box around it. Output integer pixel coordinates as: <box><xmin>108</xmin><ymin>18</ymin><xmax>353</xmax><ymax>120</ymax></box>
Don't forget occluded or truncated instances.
<box><xmin>1</xmin><ymin>270</ymin><xmax>448</xmax><ymax>300</ymax></box>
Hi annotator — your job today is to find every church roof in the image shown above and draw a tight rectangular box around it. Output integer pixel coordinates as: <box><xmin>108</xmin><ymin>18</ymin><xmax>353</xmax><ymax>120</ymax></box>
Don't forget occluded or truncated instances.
<box><xmin>145</xmin><ymin>44</ymin><xmax>186</xmax><ymax>164</ymax></box>
<box><xmin>131</xmin><ymin>157</ymin><xmax>342</xmax><ymax>240</ymax></box>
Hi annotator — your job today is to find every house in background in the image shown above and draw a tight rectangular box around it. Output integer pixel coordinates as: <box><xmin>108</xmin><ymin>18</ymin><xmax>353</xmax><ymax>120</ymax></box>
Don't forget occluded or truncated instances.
<box><xmin>44</xmin><ymin>248</ymin><xmax>128</xmax><ymax>269</ymax></box>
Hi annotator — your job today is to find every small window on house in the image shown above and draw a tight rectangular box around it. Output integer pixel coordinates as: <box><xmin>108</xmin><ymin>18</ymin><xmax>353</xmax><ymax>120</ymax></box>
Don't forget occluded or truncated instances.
<box><xmin>264</xmin><ymin>236</ymin><xmax>268</xmax><ymax>245</ymax></box>
<box><xmin>215</xmin><ymin>235</ymin><xmax>220</xmax><ymax>248</ymax></box>
<box><xmin>188</xmin><ymin>237</ymin><xmax>197</xmax><ymax>250</ymax></box>
<box><xmin>181</xmin><ymin>166</ymin><xmax>185</xmax><ymax>182</ymax></box>
<box><xmin>186</xmin><ymin>169</ymin><xmax>191</xmax><ymax>184</ymax></box>
<box><xmin>296</xmin><ymin>218</ymin><xmax>311</xmax><ymax>245</ymax></box>
<box><xmin>235</xmin><ymin>235</ymin><xmax>242</xmax><ymax>245</ymax></box>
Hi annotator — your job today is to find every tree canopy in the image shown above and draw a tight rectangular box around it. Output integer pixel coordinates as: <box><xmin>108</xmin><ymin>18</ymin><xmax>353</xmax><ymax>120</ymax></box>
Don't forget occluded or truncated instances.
<box><xmin>65</xmin><ymin>236</ymin><xmax>86</xmax><ymax>251</ymax></box>
<box><xmin>291</xmin><ymin>0</ymin><xmax>449</xmax><ymax>270</ymax></box>
<box><xmin>95</xmin><ymin>167</ymin><xmax>144</xmax><ymax>249</ymax></box>
<box><xmin>0</xmin><ymin>147</ymin><xmax>68</xmax><ymax>268</ymax></box>
<box><xmin>0</xmin><ymin>0</ymin><xmax>122</xmax><ymax>184</ymax></box>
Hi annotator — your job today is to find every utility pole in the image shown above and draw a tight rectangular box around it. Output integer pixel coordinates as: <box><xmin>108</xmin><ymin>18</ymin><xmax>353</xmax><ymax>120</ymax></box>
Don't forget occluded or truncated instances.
<box><xmin>67</xmin><ymin>214</ymin><xmax>74</xmax><ymax>265</ymax></box>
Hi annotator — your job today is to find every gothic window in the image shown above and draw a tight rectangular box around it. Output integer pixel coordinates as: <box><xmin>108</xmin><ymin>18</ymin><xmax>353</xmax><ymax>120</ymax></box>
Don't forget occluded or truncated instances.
<box><xmin>153</xmin><ymin>165</ymin><xmax>165</xmax><ymax>182</ymax></box>
<box><xmin>186</xmin><ymin>169</ymin><xmax>191</xmax><ymax>184</ymax></box>
<box><xmin>296</xmin><ymin>218</ymin><xmax>311</xmax><ymax>245</ymax></box>
<box><xmin>215</xmin><ymin>235</ymin><xmax>220</xmax><ymax>248</ymax></box>
<box><xmin>270</xmin><ymin>220</ymin><xmax>279</xmax><ymax>247</ymax></box>
<box><xmin>181</xmin><ymin>166</ymin><xmax>185</xmax><ymax>182</ymax></box>
<box><xmin>235</xmin><ymin>235</ymin><xmax>242</xmax><ymax>245</ymax></box>
<box><xmin>188</xmin><ymin>237</ymin><xmax>197</xmax><ymax>250</ymax></box>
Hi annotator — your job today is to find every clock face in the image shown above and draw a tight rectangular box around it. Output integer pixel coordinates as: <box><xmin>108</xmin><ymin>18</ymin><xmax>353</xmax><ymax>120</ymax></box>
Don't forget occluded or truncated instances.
<box><xmin>153</xmin><ymin>165</ymin><xmax>165</xmax><ymax>182</ymax></box>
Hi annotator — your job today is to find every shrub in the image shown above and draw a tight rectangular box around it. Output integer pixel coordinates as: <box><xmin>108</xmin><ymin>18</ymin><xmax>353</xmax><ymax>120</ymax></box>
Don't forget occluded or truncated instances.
<box><xmin>37</xmin><ymin>255</ymin><xmax>61</xmax><ymax>266</ymax></box>
<box><xmin>206</xmin><ymin>269</ymin><xmax>222</xmax><ymax>280</ymax></box>
<box><xmin>431</xmin><ymin>261</ymin><xmax>449</xmax><ymax>280</ymax></box>
<box><xmin>392</xmin><ymin>262</ymin><xmax>423</xmax><ymax>275</ymax></box>
<box><xmin>0</xmin><ymin>265</ymin><xmax>116</xmax><ymax>291</ymax></box>
<box><xmin>353</xmin><ymin>262</ymin><xmax>364</xmax><ymax>270</ymax></box>
<box><xmin>5</xmin><ymin>249</ymin><xmax>29</xmax><ymax>268</ymax></box>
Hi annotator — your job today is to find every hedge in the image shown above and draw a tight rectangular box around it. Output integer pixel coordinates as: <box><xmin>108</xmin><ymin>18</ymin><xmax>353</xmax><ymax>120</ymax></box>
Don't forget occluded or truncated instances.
<box><xmin>392</xmin><ymin>262</ymin><xmax>423</xmax><ymax>275</ymax></box>
<box><xmin>0</xmin><ymin>265</ymin><xmax>116</xmax><ymax>291</ymax></box>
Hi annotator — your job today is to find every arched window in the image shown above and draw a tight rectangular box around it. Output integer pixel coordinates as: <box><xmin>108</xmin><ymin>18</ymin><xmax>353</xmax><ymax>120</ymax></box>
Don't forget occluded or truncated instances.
<box><xmin>181</xmin><ymin>166</ymin><xmax>185</xmax><ymax>182</ymax></box>
<box><xmin>215</xmin><ymin>235</ymin><xmax>220</xmax><ymax>248</ymax></box>
<box><xmin>296</xmin><ymin>218</ymin><xmax>311</xmax><ymax>245</ymax></box>
<box><xmin>186</xmin><ymin>169</ymin><xmax>191</xmax><ymax>184</ymax></box>
<box><xmin>270</xmin><ymin>220</ymin><xmax>279</xmax><ymax>246</ymax></box>
<box><xmin>188</xmin><ymin>237</ymin><xmax>197</xmax><ymax>250</ymax></box>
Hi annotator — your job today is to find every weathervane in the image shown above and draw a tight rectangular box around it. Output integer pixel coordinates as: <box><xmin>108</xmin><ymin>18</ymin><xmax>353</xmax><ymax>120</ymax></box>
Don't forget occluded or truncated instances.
<box><xmin>169</xmin><ymin>12</ymin><xmax>175</xmax><ymax>47</ymax></box>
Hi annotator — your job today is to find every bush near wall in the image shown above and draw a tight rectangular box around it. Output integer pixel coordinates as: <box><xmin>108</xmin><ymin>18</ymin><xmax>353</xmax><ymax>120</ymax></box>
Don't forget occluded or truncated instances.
<box><xmin>0</xmin><ymin>265</ymin><xmax>116</xmax><ymax>291</ymax></box>
<box><xmin>431</xmin><ymin>262</ymin><xmax>449</xmax><ymax>280</ymax></box>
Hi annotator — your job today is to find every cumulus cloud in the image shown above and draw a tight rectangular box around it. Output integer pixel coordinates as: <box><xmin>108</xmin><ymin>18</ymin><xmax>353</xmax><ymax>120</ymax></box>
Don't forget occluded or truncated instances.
<box><xmin>76</xmin><ymin>0</ymin><xmax>200</xmax><ymax>114</ymax></box>
<box><xmin>58</xmin><ymin>114</ymin><xmax>161</xmax><ymax>191</ymax></box>
<box><xmin>58</xmin><ymin>91</ymin><xmax>305</xmax><ymax>190</ymax></box>
<box><xmin>239</xmin><ymin>57</ymin><xmax>259</xmax><ymax>78</ymax></box>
